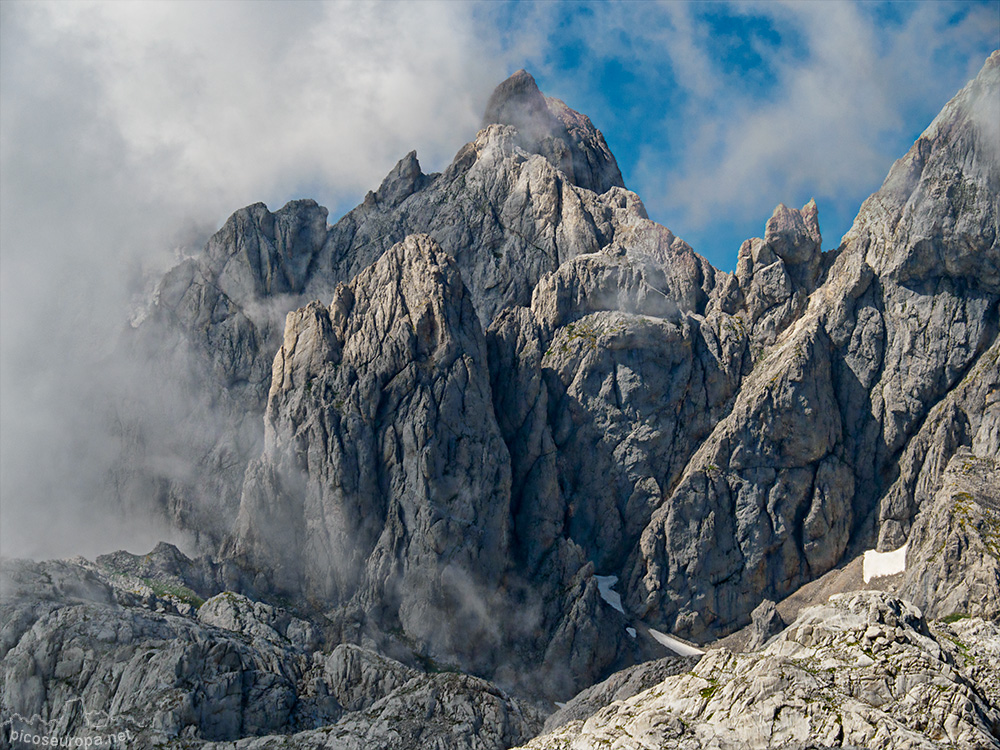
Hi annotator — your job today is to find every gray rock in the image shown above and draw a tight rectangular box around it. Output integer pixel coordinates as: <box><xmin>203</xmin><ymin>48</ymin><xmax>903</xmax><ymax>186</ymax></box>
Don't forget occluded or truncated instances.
<box><xmin>541</xmin><ymin>654</ymin><xmax>699</xmax><ymax>733</ymax></box>
<box><xmin>27</xmin><ymin>53</ymin><xmax>999</xmax><ymax>750</ymax></box>
<box><xmin>518</xmin><ymin>592</ymin><xmax>1000</xmax><ymax>750</ymax></box>
<box><xmin>1</xmin><ymin>557</ymin><xmax>539</xmax><ymax>750</ymax></box>
<box><xmin>628</xmin><ymin>317</ymin><xmax>853</xmax><ymax>641</ymax></box>
<box><xmin>198</xmin><ymin>592</ymin><xmax>320</xmax><ymax>652</ymax></box>
<box><xmin>715</xmin><ymin>200</ymin><xmax>824</xmax><ymax>349</ymax></box>
<box><xmin>224</xmin><ymin>234</ymin><xmax>512</xmax><ymax>676</ymax></box>
<box><xmin>198</xmin><ymin>671</ymin><xmax>542</xmax><ymax>750</ymax></box>
<box><xmin>898</xmin><ymin>449</ymin><xmax>1000</xmax><ymax>621</ymax></box>
<box><xmin>876</xmin><ymin>336</ymin><xmax>1000</xmax><ymax>549</ymax></box>
<box><xmin>744</xmin><ymin>598</ymin><xmax>784</xmax><ymax>651</ymax></box>
<box><xmin>320</xmin><ymin>644</ymin><xmax>418</xmax><ymax>713</ymax></box>
<box><xmin>117</xmin><ymin>71</ymin><xmax>647</xmax><ymax>555</ymax></box>
<box><xmin>1</xmin><ymin>558</ymin><xmax>324</xmax><ymax>747</ymax></box>
<box><xmin>114</xmin><ymin>199</ymin><xmax>333</xmax><ymax>547</ymax></box>
<box><xmin>221</xmin><ymin>231</ymin><xmax>666</xmax><ymax>700</ymax></box>
<box><xmin>627</xmin><ymin>51</ymin><xmax>1000</xmax><ymax>644</ymax></box>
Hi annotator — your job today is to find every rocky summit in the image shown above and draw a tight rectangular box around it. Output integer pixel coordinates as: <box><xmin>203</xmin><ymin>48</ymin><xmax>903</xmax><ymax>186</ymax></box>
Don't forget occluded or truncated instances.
<box><xmin>3</xmin><ymin>56</ymin><xmax>999</xmax><ymax>750</ymax></box>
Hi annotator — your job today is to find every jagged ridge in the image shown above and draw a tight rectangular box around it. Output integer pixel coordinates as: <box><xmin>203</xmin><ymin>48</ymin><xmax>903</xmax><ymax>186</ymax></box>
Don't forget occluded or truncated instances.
<box><xmin>2</xmin><ymin>52</ymin><xmax>998</xmax><ymax>749</ymax></box>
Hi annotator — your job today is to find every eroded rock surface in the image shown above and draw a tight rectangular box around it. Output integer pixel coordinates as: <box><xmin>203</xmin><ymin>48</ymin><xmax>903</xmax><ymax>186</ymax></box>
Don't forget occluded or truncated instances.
<box><xmin>0</xmin><ymin>556</ymin><xmax>539</xmax><ymax>750</ymax></box>
<box><xmin>900</xmin><ymin>449</ymin><xmax>1000</xmax><ymax>621</ymax></box>
<box><xmin>118</xmin><ymin>70</ymin><xmax>640</xmax><ymax>550</ymax></box>
<box><xmin>516</xmin><ymin>592</ymin><xmax>1000</xmax><ymax>750</ymax></box>
<box><xmin>6</xmin><ymin>53</ymin><xmax>1000</xmax><ymax>750</ymax></box>
<box><xmin>224</xmin><ymin>234</ymin><xmax>512</xmax><ymax>674</ymax></box>
<box><xmin>220</xmin><ymin>233</ymin><xmax>661</xmax><ymax>699</ymax></box>
<box><xmin>628</xmin><ymin>50</ymin><xmax>999</xmax><ymax>643</ymax></box>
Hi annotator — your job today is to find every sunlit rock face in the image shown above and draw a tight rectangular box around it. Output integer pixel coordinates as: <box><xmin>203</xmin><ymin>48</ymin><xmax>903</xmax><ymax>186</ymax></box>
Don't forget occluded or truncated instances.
<box><xmin>627</xmin><ymin>50</ymin><xmax>1000</xmax><ymax>643</ymax></box>
<box><xmin>514</xmin><ymin>592</ymin><xmax>1000</xmax><ymax>750</ymax></box>
<box><xmin>116</xmin><ymin>66</ymin><xmax>635</xmax><ymax>551</ymax></box>
<box><xmin>3</xmin><ymin>53</ymin><xmax>998</xmax><ymax>750</ymax></box>
<box><xmin>225</xmin><ymin>234</ymin><xmax>514</xmax><ymax>674</ymax></box>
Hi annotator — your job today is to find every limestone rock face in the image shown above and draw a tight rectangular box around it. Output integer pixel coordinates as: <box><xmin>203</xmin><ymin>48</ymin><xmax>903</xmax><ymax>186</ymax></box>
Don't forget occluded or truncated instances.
<box><xmin>899</xmin><ymin>449</ymin><xmax>1000</xmax><ymax>621</ymax></box>
<box><xmin>504</xmin><ymin>296</ymin><xmax>744</xmax><ymax>574</ymax></box>
<box><xmin>483</xmin><ymin>207</ymin><xmax>739</xmax><ymax>582</ymax></box>
<box><xmin>876</xmin><ymin>337</ymin><xmax>1000</xmax><ymax>553</ymax></box>
<box><xmin>13</xmin><ymin>55</ymin><xmax>1000</xmax><ymax>750</ymax></box>
<box><xmin>516</xmin><ymin>592</ymin><xmax>1000</xmax><ymax>750</ymax></box>
<box><xmin>154</xmin><ymin>199</ymin><xmax>332</xmax><ymax>404</ymax></box>
<box><xmin>837</xmin><ymin>50</ymin><xmax>999</xmax><ymax>549</ymax></box>
<box><xmin>224</xmin><ymin>234</ymin><xmax>512</xmax><ymax>673</ymax></box>
<box><xmin>119</xmin><ymin>72</ymin><xmax>641</xmax><ymax>551</ymax></box>
<box><xmin>629</xmin><ymin>51</ymin><xmax>1000</xmax><ymax>643</ymax></box>
<box><xmin>0</xmin><ymin>556</ymin><xmax>540</xmax><ymax>750</ymax></box>
<box><xmin>629</xmin><ymin>316</ymin><xmax>856</xmax><ymax>640</ymax></box>
<box><xmin>222</xmin><ymin>234</ymin><xmax>662</xmax><ymax>698</ymax></box>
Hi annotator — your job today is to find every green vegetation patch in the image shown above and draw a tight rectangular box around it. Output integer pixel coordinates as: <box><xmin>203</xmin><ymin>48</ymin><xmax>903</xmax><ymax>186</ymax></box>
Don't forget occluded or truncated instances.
<box><xmin>144</xmin><ymin>578</ymin><xmax>205</xmax><ymax>609</ymax></box>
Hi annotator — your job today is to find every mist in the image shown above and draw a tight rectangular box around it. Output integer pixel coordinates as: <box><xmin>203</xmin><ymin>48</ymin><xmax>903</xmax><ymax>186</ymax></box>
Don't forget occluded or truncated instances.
<box><xmin>0</xmin><ymin>0</ymin><xmax>507</xmax><ymax>559</ymax></box>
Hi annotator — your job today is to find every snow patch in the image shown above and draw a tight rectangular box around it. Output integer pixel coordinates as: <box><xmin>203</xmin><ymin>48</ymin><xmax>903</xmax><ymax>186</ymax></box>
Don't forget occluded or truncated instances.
<box><xmin>649</xmin><ymin>628</ymin><xmax>705</xmax><ymax>656</ymax></box>
<box><xmin>863</xmin><ymin>543</ymin><xmax>908</xmax><ymax>584</ymax></box>
<box><xmin>626</xmin><ymin>627</ymin><xmax>637</xmax><ymax>639</ymax></box>
<box><xmin>595</xmin><ymin>575</ymin><xmax>625</xmax><ymax>614</ymax></box>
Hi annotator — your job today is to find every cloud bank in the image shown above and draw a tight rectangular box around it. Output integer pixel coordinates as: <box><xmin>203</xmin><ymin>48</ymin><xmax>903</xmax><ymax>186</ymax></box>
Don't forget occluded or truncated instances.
<box><xmin>0</xmin><ymin>0</ymin><xmax>506</xmax><ymax>558</ymax></box>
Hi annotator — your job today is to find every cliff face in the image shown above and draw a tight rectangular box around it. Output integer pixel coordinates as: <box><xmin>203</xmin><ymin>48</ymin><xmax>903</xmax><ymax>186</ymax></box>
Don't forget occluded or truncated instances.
<box><xmin>114</xmin><ymin>70</ymin><xmax>641</xmax><ymax>548</ymax></box>
<box><xmin>3</xmin><ymin>55</ymin><xmax>999</xmax><ymax>749</ymax></box>
<box><xmin>225</xmin><ymin>235</ymin><xmax>514</xmax><ymax>675</ymax></box>
<box><xmin>629</xmin><ymin>50</ymin><xmax>1000</xmax><ymax>642</ymax></box>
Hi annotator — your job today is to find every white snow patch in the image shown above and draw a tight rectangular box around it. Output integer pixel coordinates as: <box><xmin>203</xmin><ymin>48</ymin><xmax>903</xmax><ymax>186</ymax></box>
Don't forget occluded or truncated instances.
<box><xmin>626</xmin><ymin>627</ymin><xmax>637</xmax><ymax>639</ymax></box>
<box><xmin>649</xmin><ymin>628</ymin><xmax>705</xmax><ymax>657</ymax></box>
<box><xmin>554</xmin><ymin>701</ymin><xmax>567</xmax><ymax>709</ymax></box>
<box><xmin>595</xmin><ymin>575</ymin><xmax>625</xmax><ymax>614</ymax></box>
<box><xmin>863</xmin><ymin>543</ymin><xmax>907</xmax><ymax>583</ymax></box>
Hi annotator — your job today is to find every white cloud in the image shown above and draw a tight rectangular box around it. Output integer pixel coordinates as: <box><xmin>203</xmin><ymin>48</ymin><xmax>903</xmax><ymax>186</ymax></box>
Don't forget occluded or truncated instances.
<box><xmin>639</xmin><ymin>1</ymin><xmax>999</xmax><ymax>245</ymax></box>
<box><xmin>0</xmin><ymin>0</ymin><xmax>510</xmax><ymax>558</ymax></box>
<box><xmin>13</xmin><ymin>0</ymin><xmax>502</xmax><ymax>217</ymax></box>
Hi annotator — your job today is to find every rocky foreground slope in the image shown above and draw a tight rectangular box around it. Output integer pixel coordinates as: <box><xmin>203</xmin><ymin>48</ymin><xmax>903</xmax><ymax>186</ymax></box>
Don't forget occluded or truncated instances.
<box><xmin>3</xmin><ymin>53</ymin><xmax>999</xmax><ymax>749</ymax></box>
<box><xmin>516</xmin><ymin>591</ymin><xmax>1000</xmax><ymax>750</ymax></box>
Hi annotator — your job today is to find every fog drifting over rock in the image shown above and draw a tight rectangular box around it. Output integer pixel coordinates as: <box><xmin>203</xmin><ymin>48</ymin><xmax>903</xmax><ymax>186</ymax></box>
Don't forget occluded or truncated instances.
<box><xmin>1</xmin><ymin>1</ymin><xmax>996</xmax><ymax>559</ymax></box>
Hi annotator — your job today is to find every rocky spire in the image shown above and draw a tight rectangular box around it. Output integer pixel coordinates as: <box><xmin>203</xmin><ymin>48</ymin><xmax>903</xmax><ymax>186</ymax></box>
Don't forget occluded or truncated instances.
<box><xmin>482</xmin><ymin>69</ymin><xmax>625</xmax><ymax>194</ymax></box>
<box><xmin>482</xmin><ymin>69</ymin><xmax>553</xmax><ymax>136</ymax></box>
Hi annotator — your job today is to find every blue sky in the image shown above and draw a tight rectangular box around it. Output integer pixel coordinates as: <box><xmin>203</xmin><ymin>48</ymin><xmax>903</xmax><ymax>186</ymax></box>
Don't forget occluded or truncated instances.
<box><xmin>0</xmin><ymin>0</ymin><xmax>997</xmax><ymax>556</ymax></box>
<box><xmin>263</xmin><ymin>0</ymin><xmax>999</xmax><ymax>270</ymax></box>
<box><xmin>4</xmin><ymin>1</ymin><xmax>996</xmax><ymax>275</ymax></box>
<box><xmin>478</xmin><ymin>1</ymin><xmax>999</xmax><ymax>269</ymax></box>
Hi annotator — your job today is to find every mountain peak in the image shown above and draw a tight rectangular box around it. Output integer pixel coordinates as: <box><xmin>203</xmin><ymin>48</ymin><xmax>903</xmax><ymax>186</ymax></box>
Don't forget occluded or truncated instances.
<box><xmin>482</xmin><ymin>68</ymin><xmax>551</xmax><ymax>135</ymax></box>
<box><xmin>481</xmin><ymin>69</ymin><xmax>625</xmax><ymax>194</ymax></box>
<box><xmin>847</xmin><ymin>48</ymin><xmax>999</xmax><ymax>289</ymax></box>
